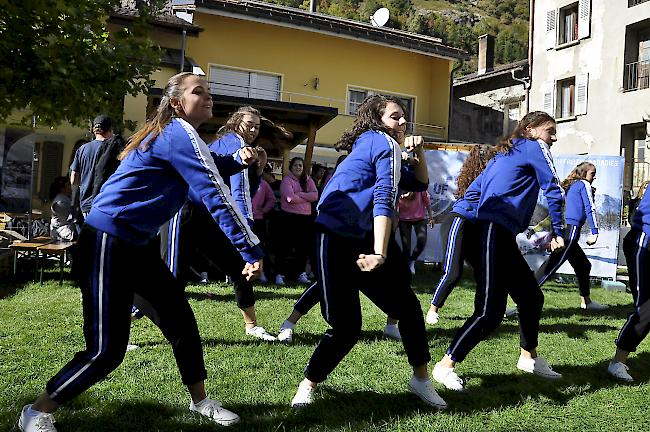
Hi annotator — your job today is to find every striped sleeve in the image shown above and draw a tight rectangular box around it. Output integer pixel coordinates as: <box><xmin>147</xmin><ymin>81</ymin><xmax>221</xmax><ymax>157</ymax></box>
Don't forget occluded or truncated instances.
<box><xmin>531</xmin><ymin>140</ymin><xmax>565</xmax><ymax>236</ymax></box>
<box><xmin>372</xmin><ymin>132</ymin><xmax>401</xmax><ymax>218</ymax></box>
<box><xmin>170</xmin><ymin>119</ymin><xmax>263</xmax><ymax>263</ymax></box>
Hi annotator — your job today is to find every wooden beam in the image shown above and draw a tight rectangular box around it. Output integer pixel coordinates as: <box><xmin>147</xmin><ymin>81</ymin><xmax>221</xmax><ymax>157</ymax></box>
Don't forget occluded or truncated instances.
<box><xmin>302</xmin><ymin>121</ymin><xmax>317</xmax><ymax>175</ymax></box>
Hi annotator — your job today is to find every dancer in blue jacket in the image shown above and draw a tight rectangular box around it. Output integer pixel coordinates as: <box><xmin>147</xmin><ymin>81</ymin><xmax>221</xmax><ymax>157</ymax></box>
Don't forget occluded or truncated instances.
<box><xmin>163</xmin><ymin>106</ymin><xmax>289</xmax><ymax>342</ymax></box>
<box><xmin>426</xmin><ymin>144</ymin><xmax>495</xmax><ymax>325</ymax></box>
<box><xmin>535</xmin><ymin>162</ymin><xmax>608</xmax><ymax>310</ymax></box>
<box><xmin>432</xmin><ymin>111</ymin><xmax>566</xmax><ymax>391</ymax></box>
<box><xmin>290</xmin><ymin>95</ymin><xmax>447</xmax><ymax>410</ymax></box>
<box><xmin>18</xmin><ymin>73</ymin><xmax>262</xmax><ymax>432</ymax></box>
<box><xmin>608</xmin><ymin>188</ymin><xmax>650</xmax><ymax>382</ymax></box>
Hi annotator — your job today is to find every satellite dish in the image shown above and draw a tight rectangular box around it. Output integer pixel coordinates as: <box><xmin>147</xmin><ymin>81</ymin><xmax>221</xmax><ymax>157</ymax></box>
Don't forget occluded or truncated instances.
<box><xmin>370</xmin><ymin>7</ymin><xmax>390</xmax><ymax>27</ymax></box>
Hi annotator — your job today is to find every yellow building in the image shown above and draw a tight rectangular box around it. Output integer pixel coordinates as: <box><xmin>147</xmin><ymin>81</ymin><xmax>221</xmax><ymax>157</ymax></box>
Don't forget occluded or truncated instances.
<box><xmin>1</xmin><ymin>0</ymin><xmax>466</xmax><ymax>215</ymax></box>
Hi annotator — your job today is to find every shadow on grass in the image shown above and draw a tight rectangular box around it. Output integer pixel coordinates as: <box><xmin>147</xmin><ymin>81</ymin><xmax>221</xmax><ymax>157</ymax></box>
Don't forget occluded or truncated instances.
<box><xmin>5</xmin><ymin>353</ymin><xmax>649</xmax><ymax>432</ymax></box>
<box><xmin>441</xmin><ymin>351</ymin><xmax>650</xmax><ymax>415</ymax></box>
<box><xmin>185</xmin><ymin>289</ymin><xmax>304</xmax><ymax>303</ymax></box>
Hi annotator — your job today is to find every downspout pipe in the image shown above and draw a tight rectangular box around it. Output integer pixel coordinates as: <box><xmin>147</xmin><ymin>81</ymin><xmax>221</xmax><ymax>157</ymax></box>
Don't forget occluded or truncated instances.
<box><xmin>448</xmin><ymin>60</ymin><xmax>465</xmax><ymax>142</ymax></box>
<box><xmin>180</xmin><ymin>27</ymin><xmax>187</xmax><ymax>72</ymax></box>
<box><xmin>527</xmin><ymin>0</ymin><xmax>535</xmax><ymax>114</ymax></box>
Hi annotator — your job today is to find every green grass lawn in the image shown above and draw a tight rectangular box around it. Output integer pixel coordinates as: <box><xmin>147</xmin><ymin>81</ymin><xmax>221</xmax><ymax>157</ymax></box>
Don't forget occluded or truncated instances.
<box><xmin>1</xmin><ymin>266</ymin><xmax>649</xmax><ymax>431</ymax></box>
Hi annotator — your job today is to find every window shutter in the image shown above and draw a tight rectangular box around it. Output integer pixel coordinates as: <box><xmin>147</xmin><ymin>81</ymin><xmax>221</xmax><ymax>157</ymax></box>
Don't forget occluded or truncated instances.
<box><xmin>209</xmin><ymin>66</ymin><xmax>250</xmax><ymax>98</ymax></box>
<box><xmin>250</xmin><ymin>73</ymin><xmax>281</xmax><ymax>101</ymax></box>
<box><xmin>542</xmin><ymin>82</ymin><xmax>555</xmax><ymax>116</ymax></box>
<box><xmin>578</xmin><ymin>0</ymin><xmax>591</xmax><ymax>39</ymax></box>
<box><xmin>546</xmin><ymin>9</ymin><xmax>557</xmax><ymax>50</ymax></box>
<box><xmin>575</xmin><ymin>73</ymin><xmax>589</xmax><ymax>115</ymax></box>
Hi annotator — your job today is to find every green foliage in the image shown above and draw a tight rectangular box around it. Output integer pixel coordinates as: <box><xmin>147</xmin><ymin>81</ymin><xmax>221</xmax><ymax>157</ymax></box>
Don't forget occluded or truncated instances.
<box><xmin>0</xmin><ymin>0</ymin><xmax>166</xmax><ymax>127</ymax></box>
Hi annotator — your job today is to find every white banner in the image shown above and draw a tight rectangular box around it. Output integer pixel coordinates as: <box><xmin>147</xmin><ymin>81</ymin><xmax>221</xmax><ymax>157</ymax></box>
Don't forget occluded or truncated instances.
<box><xmin>418</xmin><ymin>150</ymin><xmax>468</xmax><ymax>263</ymax></box>
<box><xmin>517</xmin><ymin>155</ymin><xmax>624</xmax><ymax>279</ymax></box>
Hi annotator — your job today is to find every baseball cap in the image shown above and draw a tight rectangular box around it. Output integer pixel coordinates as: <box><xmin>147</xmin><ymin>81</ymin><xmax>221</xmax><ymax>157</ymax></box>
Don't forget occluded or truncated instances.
<box><xmin>93</xmin><ymin>115</ymin><xmax>113</xmax><ymax>131</ymax></box>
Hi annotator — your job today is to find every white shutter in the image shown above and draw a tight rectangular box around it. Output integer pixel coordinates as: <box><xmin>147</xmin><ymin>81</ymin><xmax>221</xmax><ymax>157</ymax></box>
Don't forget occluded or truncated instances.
<box><xmin>542</xmin><ymin>81</ymin><xmax>555</xmax><ymax>116</ymax></box>
<box><xmin>575</xmin><ymin>73</ymin><xmax>589</xmax><ymax>115</ymax></box>
<box><xmin>250</xmin><ymin>73</ymin><xmax>281</xmax><ymax>101</ymax></box>
<box><xmin>546</xmin><ymin>9</ymin><xmax>557</xmax><ymax>50</ymax></box>
<box><xmin>209</xmin><ymin>66</ymin><xmax>250</xmax><ymax>98</ymax></box>
<box><xmin>578</xmin><ymin>0</ymin><xmax>591</xmax><ymax>39</ymax></box>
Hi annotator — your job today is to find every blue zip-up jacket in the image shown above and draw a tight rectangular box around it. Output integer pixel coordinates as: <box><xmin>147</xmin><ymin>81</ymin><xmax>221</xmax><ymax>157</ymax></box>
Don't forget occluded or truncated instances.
<box><xmin>632</xmin><ymin>189</ymin><xmax>650</xmax><ymax>236</ymax></box>
<box><xmin>206</xmin><ymin>132</ymin><xmax>259</xmax><ymax>223</ymax></box>
<box><xmin>565</xmin><ymin>179</ymin><xmax>599</xmax><ymax>234</ymax></box>
<box><xmin>476</xmin><ymin>138</ymin><xmax>565</xmax><ymax>236</ymax></box>
<box><xmin>317</xmin><ymin>130</ymin><xmax>427</xmax><ymax>238</ymax></box>
<box><xmin>87</xmin><ymin>118</ymin><xmax>263</xmax><ymax>263</ymax></box>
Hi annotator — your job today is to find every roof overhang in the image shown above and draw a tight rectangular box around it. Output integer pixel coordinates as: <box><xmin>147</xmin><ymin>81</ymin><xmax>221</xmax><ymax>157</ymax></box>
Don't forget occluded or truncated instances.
<box><xmin>195</xmin><ymin>0</ymin><xmax>468</xmax><ymax>61</ymax></box>
<box><xmin>149</xmin><ymin>88</ymin><xmax>338</xmax><ymax>153</ymax></box>
<box><xmin>453</xmin><ymin>61</ymin><xmax>529</xmax><ymax>98</ymax></box>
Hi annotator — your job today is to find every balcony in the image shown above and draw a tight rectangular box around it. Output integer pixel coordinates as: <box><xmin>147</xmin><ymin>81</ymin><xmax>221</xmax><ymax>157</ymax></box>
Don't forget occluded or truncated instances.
<box><xmin>624</xmin><ymin>60</ymin><xmax>650</xmax><ymax>91</ymax></box>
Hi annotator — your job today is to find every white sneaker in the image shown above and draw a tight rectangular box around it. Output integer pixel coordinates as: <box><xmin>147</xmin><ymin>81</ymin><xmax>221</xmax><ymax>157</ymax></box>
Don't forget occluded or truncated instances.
<box><xmin>409</xmin><ymin>260</ymin><xmax>416</xmax><ymax>275</ymax></box>
<box><xmin>432</xmin><ymin>363</ymin><xmax>464</xmax><ymax>391</ymax></box>
<box><xmin>608</xmin><ymin>361</ymin><xmax>634</xmax><ymax>382</ymax></box>
<box><xmin>408</xmin><ymin>376</ymin><xmax>447</xmax><ymax>409</ymax></box>
<box><xmin>383</xmin><ymin>323</ymin><xmax>402</xmax><ymax>340</ymax></box>
<box><xmin>189</xmin><ymin>398</ymin><xmax>240</xmax><ymax>426</ymax></box>
<box><xmin>259</xmin><ymin>273</ymin><xmax>268</xmax><ymax>283</ymax></box>
<box><xmin>291</xmin><ymin>381</ymin><xmax>316</xmax><ymax>407</ymax></box>
<box><xmin>245</xmin><ymin>326</ymin><xmax>277</xmax><ymax>341</ymax></box>
<box><xmin>18</xmin><ymin>405</ymin><xmax>57</xmax><ymax>432</ymax></box>
<box><xmin>581</xmin><ymin>300</ymin><xmax>609</xmax><ymax>311</ymax></box>
<box><xmin>275</xmin><ymin>274</ymin><xmax>286</xmax><ymax>286</ymax></box>
<box><xmin>517</xmin><ymin>356</ymin><xmax>562</xmax><ymax>379</ymax></box>
<box><xmin>297</xmin><ymin>272</ymin><xmax>311</xmax><ymax>284</ymax></box>
<box><xmin>504</xmin><ymin>307</ymin><xmax>519</xmax><ymax>318</ymax></box>
<box><xmin>199</xmin><ymin>272</ymin><xmax>209</xmax><ymax>284</ymax></box>
<box><xmin>126</xmin><ymin>343</ymin><xmax>139</xmax><ymax>352</ymax></box>
<box><xmin>426</xmin><ymin>310</ymin><xmax>439</xmax><ymax>325</ymax></box>
<box><xmin>278</xmin><ymin>326</ymin><xmax>293</xmax><ymax>343</ymax></box>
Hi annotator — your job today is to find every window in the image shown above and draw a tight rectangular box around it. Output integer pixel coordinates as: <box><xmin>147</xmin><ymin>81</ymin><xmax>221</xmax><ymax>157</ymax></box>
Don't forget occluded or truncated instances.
<box><xmin>557</xmin><ymin>78</ymin><xmax>575</xmax><ymax>118</ymax></box>
<box><xmin>543</xmin><ymin>74</ymin><xmax>588</xmax><ymax>119</ymax></box>
<box><xmin>546</xmin><ymin>0</ymin><xmax>591</xmax><ymax>49</ymax></box>
<box><xmin>558</xmin><ymin>3</ymin><xmax>578</xmax><ymax>45</ymax></box>
<box><xmin>630</xmin><ymin>0</ymin><xmax>650</xmax><ymax>7</ymax></box>
<box><xmin>346</xmin><ymin>88</ymin><xmax>415</xmax><ymax>132</ymax></box>
<box><xmin>208</xmin><ymin>66</ymin><xmax>281</xmax><ymax>101</ymax></box>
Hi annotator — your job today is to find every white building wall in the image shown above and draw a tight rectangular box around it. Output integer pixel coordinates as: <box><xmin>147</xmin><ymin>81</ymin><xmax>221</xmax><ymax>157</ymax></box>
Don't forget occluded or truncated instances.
<box><xmin>530</xmin><ymin>0</ymin><xmax>650</xmax><ymax>156</ymax></box>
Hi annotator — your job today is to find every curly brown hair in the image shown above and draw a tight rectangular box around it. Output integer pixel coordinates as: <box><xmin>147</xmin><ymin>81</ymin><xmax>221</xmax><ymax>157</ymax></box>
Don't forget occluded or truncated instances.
<box><xmin>496</xmin><ymin>111</ymin><xmax>555</xmax><ymax>154</ymax></box>
<box><xmin>336</xmin><ymin>94</ymin><xmax>406</xmax><ymax>152</ymax></box>
<box><xmin>455</xmin><ymin>144</ymin><xmax>496</xmax><ymax>197</ymax></box>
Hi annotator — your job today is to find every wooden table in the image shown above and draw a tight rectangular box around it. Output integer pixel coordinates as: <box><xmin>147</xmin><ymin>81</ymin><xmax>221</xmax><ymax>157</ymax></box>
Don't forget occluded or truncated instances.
<box><xmin>9</xmin><ymin>237</ymin><xmax>54</xmax><ymax>276</ymax></box>
<box><xmin>38</xmin><ymin>242</ymin><xmax>76</xmax><ymax>285</ymax></box>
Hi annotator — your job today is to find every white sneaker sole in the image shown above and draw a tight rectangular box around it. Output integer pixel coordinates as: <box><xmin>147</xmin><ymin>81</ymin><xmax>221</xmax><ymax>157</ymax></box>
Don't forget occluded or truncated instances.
<box><xmin>407</xmin><ymin>383</ymin><xmax>447</xmax><ymax>409</ymax></box>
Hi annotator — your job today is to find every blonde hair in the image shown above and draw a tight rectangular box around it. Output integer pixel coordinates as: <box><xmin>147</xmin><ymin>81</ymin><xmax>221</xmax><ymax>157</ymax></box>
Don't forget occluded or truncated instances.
<box><xmin>119</xmin><ymin>72</ymin><xmax>194</xmax><ymax>160</ymax></box>
<box><xmin>561</xmin><ymin>162</ymin><xmax>596</xmax><ymax>192</ymax></box>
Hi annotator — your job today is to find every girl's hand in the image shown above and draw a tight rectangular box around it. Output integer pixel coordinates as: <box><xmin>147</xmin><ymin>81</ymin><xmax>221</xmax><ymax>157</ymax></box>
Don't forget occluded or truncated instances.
<box><xmin>356</xmin><ymin>253</ymin><xmax>385</xmax><ymax>272</ymax></box>
<box><xmin>242</xmin><ymin>261</ymin><xmax>263</xmax><ymax>280</ymax></box>
<box><xmin>238</xmin><ymin>147</ymin><xmax>259</xmax><ymax>166</ymax></box>
<box><xmin>586</xmin><ymin>234</ymin><xmax>598</xmax><ymax>246</ymax></box>
<box><xmin>550</xmin><ymin>236</ymin><xmax>565</xmax><ymax>253</ymax></box>
<box><xmin>404</xmin><ymin>135</ymin><xmax>424</xmax><ymax>152</ymax></box>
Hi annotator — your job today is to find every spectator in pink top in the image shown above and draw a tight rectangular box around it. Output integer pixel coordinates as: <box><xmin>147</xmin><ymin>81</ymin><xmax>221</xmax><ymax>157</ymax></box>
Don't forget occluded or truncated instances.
<box><xmin>398</xmin><ymin>190</ymin><xmax>433</xmax><ymax>275</ymax></box>
<box><xmin>275</xmin><ymin>157</ymin><xmax>318</xmax><ymax>285</ymax></box>
<box><xmin>252</xmin><ymin>171</ymin><xmax>277</xmax><ymax>283</ymax></box>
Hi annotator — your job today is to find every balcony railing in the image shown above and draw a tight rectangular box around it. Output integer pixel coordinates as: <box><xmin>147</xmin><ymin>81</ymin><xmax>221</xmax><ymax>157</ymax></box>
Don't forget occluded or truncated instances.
<box><xmin>630</xmin><ymin>0</ymin><xmax>650</xmax><ymax>7</ymax></box>
<box><xmin>624</xmin><ymin>60</ymin><xmax>650</xmax><ymax>91</ymax></box>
